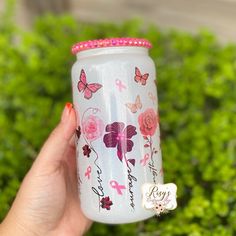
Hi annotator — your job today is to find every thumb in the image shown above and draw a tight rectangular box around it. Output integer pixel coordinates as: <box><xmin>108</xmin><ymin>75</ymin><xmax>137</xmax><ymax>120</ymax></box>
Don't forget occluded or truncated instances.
<box><xmin>34</xmin><ymin>102</ymin><xmax>77</xmax><ymax>167</ymax></box>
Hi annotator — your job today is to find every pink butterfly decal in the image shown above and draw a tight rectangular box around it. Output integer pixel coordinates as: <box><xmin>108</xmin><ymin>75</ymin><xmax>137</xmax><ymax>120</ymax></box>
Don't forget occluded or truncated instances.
<box><xmin>126</xmin><ymin>95</ymin><xmax>142</xmax><ymax>113</ymax></box>
<box><xmin>77</xmin><ymin>69</ymin><xmax>102</xmax><ymax>99</ymax></box>
<box><xmin>134</xmin><ymin>67</ymin><xmax>149</xmax><ymax>85</ymax></box>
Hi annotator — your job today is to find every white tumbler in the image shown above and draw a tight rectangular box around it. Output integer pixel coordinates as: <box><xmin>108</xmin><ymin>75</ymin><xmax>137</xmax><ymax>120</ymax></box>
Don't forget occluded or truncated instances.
<box><xmin>71</xmin><ymin>38</ymin><xmax>163</xmax><ymax>224</ymax></box>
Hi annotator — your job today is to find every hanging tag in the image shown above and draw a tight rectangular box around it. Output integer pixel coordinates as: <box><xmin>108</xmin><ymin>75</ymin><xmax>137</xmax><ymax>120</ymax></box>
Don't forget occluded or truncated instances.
<box><xmin>142</xmin><ymin>183</ymin><xmax>177</xmax><ymax>216</ymax></box>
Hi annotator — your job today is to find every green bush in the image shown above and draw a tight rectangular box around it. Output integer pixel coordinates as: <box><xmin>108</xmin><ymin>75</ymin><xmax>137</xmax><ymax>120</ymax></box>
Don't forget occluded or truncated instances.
<box><xmin>0</xmin><ymin>3</ymin><xmax>236</xmax><ymax>236</ymax></box>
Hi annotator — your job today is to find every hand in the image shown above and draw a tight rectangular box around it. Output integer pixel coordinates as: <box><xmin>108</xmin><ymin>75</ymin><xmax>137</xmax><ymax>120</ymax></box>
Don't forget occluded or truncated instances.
<box><xmin>0</xmin><ymin>103</ymin><xmax>92</xmax><ymax>236</ymax></box>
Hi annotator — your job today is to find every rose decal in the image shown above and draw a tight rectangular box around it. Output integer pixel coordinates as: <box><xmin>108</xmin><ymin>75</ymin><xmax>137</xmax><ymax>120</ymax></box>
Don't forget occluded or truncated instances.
<box><xmin>138</xmin><ymin>108</ymin><xmax>159</xmax><ymax>183</ymax></box>
<box><xmin>138</xmin><ymin>108</ymin><xmax>158</xmax><ymax>136</ymax></box>
<box><xmin>81</xmin><ymin>109</ymin><xmax>107</xmax><ymax>211</ymax></box>
<box><xmin>103</xmin><ymin>122</ymin><xmax>137</xmax><ymax>163</ymax></box>
<box><xmin>82</xmin><ymin>115</ymin><xmax>104</xmax><ymax>141</ymax></box>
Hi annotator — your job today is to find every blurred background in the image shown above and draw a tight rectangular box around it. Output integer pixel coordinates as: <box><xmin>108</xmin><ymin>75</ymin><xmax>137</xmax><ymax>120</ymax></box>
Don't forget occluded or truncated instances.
<box><xmin>0</xmin><ymin>0</ymin><xmax>236</xmax><ymax>235</ymax></box>
<box><xmin>1</xmin><ymin>0</ymin><xmax>236</xmax><ymax>43</ymax></box>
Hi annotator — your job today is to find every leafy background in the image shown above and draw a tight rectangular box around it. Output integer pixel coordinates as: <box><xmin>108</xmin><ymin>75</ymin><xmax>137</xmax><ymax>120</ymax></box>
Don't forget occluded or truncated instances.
<box><xmin>0</xmin><ymin>1</ymin><xmax>236</xmax><ymax>235</ymax></box>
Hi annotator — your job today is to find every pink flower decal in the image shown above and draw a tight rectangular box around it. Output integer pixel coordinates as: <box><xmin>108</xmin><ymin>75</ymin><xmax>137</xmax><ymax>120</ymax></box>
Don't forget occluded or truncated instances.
<box><xmin>103</xmin><ymin>122</ymin><xmax>137</xmax><ymax>162</ymax></box>
<box><xmin>100</xmin><ymin>196</ymin><xmax>113</xmax><ymax>210</ymax></box>
<box><xmin>138</xmin><ymin>108</ymin><xmax>158</xmax><ymax>136</ymax></box>
<box><xmin>82</xmin><ymin>115</ymin><xmax>104</xmax><ymax>141</ymax></box>
<box><xmin>82</xmin><ymin>144</ymin><xmax>91</xmax><ymax>157</ymax></box>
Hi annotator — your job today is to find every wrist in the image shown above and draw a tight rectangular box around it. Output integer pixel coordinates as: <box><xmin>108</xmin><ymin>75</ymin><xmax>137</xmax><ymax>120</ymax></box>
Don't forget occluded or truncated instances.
<box><xmin>0</xmin><ymin>213</ymin><xmax>39</xmax><ymax>236</ymax></box>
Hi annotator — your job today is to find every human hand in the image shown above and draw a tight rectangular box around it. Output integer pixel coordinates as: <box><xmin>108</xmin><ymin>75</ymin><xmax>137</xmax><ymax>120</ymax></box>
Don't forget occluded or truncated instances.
<box><xmin>0</xmin><ymin>103</ymin><xmax>92</xmax><ymax>236</ymax></box>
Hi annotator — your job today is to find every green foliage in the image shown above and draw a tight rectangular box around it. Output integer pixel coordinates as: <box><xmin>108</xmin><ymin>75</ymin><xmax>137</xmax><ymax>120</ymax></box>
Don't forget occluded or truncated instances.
<box><xmin>0</xmin><ymin>3</ymin><xmax>236</xmax><ymax>235</ymax></box>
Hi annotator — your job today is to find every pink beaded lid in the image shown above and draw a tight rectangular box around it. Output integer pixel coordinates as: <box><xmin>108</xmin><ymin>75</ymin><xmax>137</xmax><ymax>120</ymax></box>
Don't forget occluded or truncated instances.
<box><xmin>71</xmin><ymin>37</ymin><xmax>152</xmax><ymax>54</ymax></box>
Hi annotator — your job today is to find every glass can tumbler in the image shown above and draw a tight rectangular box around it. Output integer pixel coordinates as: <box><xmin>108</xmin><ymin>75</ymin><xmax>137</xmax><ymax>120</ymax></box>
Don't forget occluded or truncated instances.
<box><xmin>71</xmin><ymin>38</ymin><xmax>163</xmax><ymax>224</ymax></box>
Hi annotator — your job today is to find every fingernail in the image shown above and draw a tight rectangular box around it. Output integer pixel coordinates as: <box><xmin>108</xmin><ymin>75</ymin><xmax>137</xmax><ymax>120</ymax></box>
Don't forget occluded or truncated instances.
<box><xmin>61</xmin><ymin>102</ymin><xmax>73</xmax><ymax>123</ymax></box>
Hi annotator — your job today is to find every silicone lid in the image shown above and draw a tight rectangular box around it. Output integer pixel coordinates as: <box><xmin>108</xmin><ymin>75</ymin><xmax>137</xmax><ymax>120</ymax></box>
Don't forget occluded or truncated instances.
<box><xmin>71</xmin><ymin>37</ymin><xmax>152</xmax><ymax>54</ymax></box>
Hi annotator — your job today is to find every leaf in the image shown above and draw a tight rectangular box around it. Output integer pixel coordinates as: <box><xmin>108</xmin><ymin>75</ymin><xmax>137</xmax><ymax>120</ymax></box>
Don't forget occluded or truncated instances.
<box><xmin>117</xmin><ymin>150</ymin><xmax>123</xmax><ymax>162</ymax></box>
<box><xmin>76</xmin><ymin>126</ymin><xmax>81</xmax><ymax>139</ymax></box>
<box><xmin>144</xmin><ymin>144</ymin><xmax>150</xmax><ymax>148</ymax></box>
<box><xmin>128</xmin><ymin>159</ymin><xmax>135</xmax><ymax>166</ymax></box>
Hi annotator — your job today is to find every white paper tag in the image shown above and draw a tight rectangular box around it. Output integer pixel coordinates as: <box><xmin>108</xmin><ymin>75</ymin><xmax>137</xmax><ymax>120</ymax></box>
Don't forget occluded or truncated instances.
<box><xmin>142</xmin><ymin>183</ymin><xmax>177</xmax><ymax>216</ymax></box>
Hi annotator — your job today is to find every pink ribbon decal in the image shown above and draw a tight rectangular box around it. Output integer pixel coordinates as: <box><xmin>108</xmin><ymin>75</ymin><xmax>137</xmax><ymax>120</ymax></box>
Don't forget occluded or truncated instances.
<box><xmin>85</xmin><ymin>166</ymin><xmax>92</xmax><ymax>179</ymax></box>
<box><xmin>110</xmin><ymin>180</ymin><xmax>126</xmax><ymax>195</ymax></box>
<box><xmin>148</xmin><ymin>92</ymin><xmax>156</xmax><ymax>104</ymax></box>
<box><xmin>115</xmin><ymin>79</ymin><xmax>127</xmax><ymax>92</ymax></box>
<box><xmin>140</xmin><ymin>153</ymin><xmax>150</xmax><ymax>166</ymax></box>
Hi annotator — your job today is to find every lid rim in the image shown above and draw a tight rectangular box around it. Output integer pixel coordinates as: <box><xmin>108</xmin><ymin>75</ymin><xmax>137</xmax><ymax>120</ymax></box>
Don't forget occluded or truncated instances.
<box><xmin>71</xmin><ymin>37</ymin><xmax>152</xmax><ymax>54</ymax></box>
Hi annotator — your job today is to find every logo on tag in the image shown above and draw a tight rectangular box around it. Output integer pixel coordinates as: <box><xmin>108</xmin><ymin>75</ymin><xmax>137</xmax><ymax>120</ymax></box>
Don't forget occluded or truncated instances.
<box><xmin>142</xmin><ymin>183</ymin><xmax>177</xmax><ymax>216</ymax></box>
